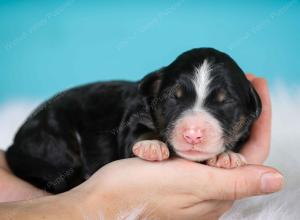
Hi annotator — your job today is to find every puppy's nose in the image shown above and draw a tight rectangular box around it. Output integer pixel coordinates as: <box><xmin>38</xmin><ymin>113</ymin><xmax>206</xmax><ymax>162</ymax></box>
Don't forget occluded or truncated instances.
<box><xmin>183</xmin><ymin>128</ymin><xmax>203</xmax><ymax>144</ymax></box>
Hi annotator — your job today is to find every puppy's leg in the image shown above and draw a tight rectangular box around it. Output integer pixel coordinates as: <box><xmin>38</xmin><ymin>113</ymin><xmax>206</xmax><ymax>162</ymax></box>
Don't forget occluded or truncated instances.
<box><xmin>6</xmin><ymin>126</ymin><xmax>85</xmax><ymax>194</ymax></box>
<box><xmin>206</xmin><ymin>151</ymin><xmax>247</xmax><ymax>169</ymax></box>
<box><xmin>132</xmin><ymin>140</ymin><xmax>170</xmax><ymax>161</ymax></box>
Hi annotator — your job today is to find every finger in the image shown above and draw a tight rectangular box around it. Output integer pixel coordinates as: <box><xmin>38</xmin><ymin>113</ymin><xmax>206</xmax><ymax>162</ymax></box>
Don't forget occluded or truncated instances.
<box><xmin>245</xmin><ymin>73</ymin><xmax>256</xmax><ymax>81</ymax></box>
<box><xmin>202</xmin><ymin>165</ymin><xmax>283</xmax><ymax>201</ymax></box>
<box><xmin>241</xmin><ymin>78</ymin><xmax>272</xmax><ymax>164</ymax></box>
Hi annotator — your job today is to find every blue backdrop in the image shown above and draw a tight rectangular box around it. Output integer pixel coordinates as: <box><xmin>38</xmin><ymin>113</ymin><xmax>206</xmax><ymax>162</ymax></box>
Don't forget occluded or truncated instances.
<box><xmin>0</xmin><ymin>0</ymin><xmax>299</xmax><ymax>103</ymax></box>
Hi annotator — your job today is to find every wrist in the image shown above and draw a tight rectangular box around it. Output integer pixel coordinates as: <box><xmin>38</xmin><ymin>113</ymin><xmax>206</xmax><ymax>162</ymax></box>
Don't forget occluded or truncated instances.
<box><xmin>0</xmin><ymin>194</ymin><xmax>82</xmax><ymax>220</ymax></box>
<box><xmin>69</xmin><ymin>182</ymin><xmax>147</xmax><ymax>219</ymax></box>
<box><xmin>65</xmin><ymin>183</ymin><xmax>112</xmax><ymax>219</ymax></box>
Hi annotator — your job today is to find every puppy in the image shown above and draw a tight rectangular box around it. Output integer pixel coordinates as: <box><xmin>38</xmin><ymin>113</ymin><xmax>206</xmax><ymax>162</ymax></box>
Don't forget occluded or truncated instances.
<box><xmin>6</xmin><ymin>48</ymin><xmax>261</xmax><ymax>193</ymax></box>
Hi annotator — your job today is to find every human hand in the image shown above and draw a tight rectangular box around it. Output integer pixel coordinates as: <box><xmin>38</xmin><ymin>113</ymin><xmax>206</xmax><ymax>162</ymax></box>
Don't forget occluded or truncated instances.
<box><xmin>66</xmin><ymin>75</ymin><xmax>278</xmax><ymax>220</ymax></box>
<box><xmin>70</xmin><ymin>158</ymin><xmax>282</xmax><ymax>220</ymax></box>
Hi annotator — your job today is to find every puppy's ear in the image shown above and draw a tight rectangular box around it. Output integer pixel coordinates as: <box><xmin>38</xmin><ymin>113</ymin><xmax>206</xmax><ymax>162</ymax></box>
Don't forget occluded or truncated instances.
<box><xmin>138</xmin><ymin>69</ymin><xmax>164</xmax><ymax>97</ymax></box>
<box><xmin>248</xmin><ymin>84</ymin><xmax>262</xmax><ymax>119</ymax></box>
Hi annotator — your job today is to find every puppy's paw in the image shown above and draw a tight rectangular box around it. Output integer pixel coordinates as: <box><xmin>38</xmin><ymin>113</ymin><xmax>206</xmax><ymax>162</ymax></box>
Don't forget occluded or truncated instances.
<box><xmin>206</xmin><ymin>151</ymin><xmax>247</xmax><ymax>169</ymax></box>
<box><xmin>132</xmin><ymin>140</ymin><xmax>169</xmax><ymax>161</ymax></box>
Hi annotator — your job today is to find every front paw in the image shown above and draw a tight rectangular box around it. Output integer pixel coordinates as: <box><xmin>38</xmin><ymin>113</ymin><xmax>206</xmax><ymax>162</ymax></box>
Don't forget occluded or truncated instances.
<box><xmin>132</xmin><ymin>140</ymin><xmax>170</xmax><ymax>161</ymax></box>
<box><xmin>206</xmin><ymin>151</ymin><xmax>247</xmax><ymax>169</ymax></box>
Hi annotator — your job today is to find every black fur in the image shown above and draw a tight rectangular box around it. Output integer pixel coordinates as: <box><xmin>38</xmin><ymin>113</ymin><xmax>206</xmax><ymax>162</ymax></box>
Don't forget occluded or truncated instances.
<box><xmin>6</xmin><ymin>48</ymin><xmax>261</xmax><ymax>193</ymax></box>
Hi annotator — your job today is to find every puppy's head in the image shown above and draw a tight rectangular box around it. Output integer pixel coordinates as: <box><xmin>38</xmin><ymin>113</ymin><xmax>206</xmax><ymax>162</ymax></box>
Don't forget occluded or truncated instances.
<box><xmin>139</xmin><ymin>48</ymin><xmax>261</xmax><ymax>161</ymax></box>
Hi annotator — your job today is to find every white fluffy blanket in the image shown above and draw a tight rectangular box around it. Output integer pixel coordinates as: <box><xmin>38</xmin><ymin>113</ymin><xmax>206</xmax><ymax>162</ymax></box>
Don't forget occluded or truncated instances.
<box><xmin>0</xmin><ymin>87</ymin><xmax>300</xmax><ymax>219</ymax></box>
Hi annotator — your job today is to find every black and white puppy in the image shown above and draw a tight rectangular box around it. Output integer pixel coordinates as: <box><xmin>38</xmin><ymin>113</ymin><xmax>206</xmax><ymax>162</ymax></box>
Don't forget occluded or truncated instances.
<box><xmin>6</xmin><ymin>48</ymin><xmax>261</xmax><ymax>193</ymax></box>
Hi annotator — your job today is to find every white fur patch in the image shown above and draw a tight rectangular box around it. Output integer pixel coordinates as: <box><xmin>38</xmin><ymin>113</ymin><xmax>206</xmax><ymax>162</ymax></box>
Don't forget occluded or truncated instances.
<box><xmin>192</xmin><ymin>59</ymin><xmax>213</xmax><ymax>111</ymax></box>
<box><xmin>75</xmin><ymin>131</ymin><xmax>82</xmax><ymax>145</ymax></box>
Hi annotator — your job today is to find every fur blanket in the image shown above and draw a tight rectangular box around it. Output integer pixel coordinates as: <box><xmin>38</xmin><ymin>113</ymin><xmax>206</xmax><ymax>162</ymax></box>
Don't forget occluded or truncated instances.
<box><xmin>0</xmin><ymin>87</ymin><xmax>299</xmax><ymax>219</ymax></box>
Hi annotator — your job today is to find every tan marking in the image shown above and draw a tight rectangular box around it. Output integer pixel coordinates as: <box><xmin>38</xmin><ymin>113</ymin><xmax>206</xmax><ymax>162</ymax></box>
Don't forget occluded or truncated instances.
<box><xmin>232</xmin><ymin>115</ymin><xmax>246</xmax><ymax>133</ymax></box>
<box><xmin>224</xmin><ymin>115</ymin><xmax>247</xmax><ymax>146</ymax></box>
<box><xmin>217</xmin><ymin>89</ymin><xmax>226</xmax><ymax>102</ymax></box>
<box><xmin>175</xmin><ymin>86</ymin><xmax>183</xmax><ymax>98</ymax></box>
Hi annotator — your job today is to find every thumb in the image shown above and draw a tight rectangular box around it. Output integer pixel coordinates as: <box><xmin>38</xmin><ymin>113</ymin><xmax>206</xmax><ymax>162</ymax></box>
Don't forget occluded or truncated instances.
<box><xmin>204</xmin><ymin>165</ymin><xmax>284</xmax><ymax>200</ymax></box>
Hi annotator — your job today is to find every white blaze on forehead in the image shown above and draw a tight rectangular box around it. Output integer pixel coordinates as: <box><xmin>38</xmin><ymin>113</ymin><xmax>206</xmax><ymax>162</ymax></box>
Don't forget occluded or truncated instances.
<box><xmin>192</xmin><ymin>59</ymin><xmax>213</xmax><ymax>111</ymax></box>
<box><xmin>168</xmin><ymin>59</ymin><xmax>225</xmax><ymax>162</ymax></box>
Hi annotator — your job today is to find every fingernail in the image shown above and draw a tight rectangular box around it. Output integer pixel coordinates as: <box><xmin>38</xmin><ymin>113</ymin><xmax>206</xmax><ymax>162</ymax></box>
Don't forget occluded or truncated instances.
<box><xmin>261</xmin><ymin>172</ymin><xmax>284</xmax><ymax>193</ymax></box>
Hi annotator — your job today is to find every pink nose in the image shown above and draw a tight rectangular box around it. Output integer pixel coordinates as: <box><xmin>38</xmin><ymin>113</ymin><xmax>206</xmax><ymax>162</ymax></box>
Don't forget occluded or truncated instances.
<box><xmin>183</xmin><ymin>128</ymin><xmax>203</xmax><ymax>144</ymax></box>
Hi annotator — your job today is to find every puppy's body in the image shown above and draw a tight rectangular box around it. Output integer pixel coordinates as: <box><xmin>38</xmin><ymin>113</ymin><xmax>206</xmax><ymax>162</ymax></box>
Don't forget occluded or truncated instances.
<box><xmin>6</xmin><ymin>48</ymin><xmax>261</xmax><ymax>193</ymax></box>
<box><xmin>6</xmin><ymin>81</ymin><xmax>150</xmax><ymax>192</ymax></box>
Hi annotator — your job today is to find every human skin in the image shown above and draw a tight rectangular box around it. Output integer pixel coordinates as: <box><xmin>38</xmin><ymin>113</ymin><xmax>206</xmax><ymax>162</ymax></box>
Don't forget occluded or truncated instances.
<box><xmin>0</xmin><ymin>75</ymin><xmax>283</xmax><ymax>219</ymax></box>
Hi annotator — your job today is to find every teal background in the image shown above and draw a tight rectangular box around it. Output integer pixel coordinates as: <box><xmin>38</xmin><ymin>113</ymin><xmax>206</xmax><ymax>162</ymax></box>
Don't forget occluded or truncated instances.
<box><xmin>0</xmin><ymin>0</ymin><xmax>299</xmax><ymax>103</ymax></box>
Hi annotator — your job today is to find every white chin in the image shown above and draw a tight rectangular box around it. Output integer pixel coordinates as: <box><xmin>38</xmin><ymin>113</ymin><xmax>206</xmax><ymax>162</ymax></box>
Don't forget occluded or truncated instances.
<box><xmin>175</xmin><ymin>150</ymin><xmax>218</xmax><ymax>162</ymax></box>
